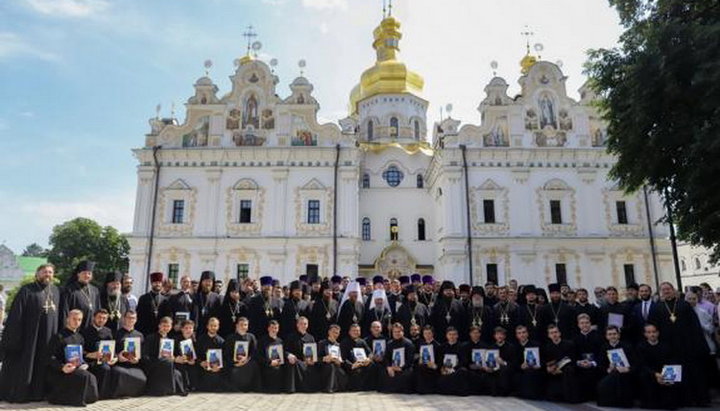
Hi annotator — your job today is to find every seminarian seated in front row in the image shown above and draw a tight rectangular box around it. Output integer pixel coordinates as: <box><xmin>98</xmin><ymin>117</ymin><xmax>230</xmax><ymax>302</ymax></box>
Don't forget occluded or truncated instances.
<box><xmin>223</xmin><ymin>316</ymin><xmax>260</xmax><ymax>392</ymax></box>
<box><xmin>381</xmin><ymin>323</ymin><xmax>416</xmax><ymax>394</ymax></box>
<box><xmin>47</xmin><ymin>309</ymin><xmax>99</xmax><ymax>407</ymax></box>
<box><xmin>142</xmin><ymin>315</ymin><xmax>188</xmax><ymax>396</ymax></box>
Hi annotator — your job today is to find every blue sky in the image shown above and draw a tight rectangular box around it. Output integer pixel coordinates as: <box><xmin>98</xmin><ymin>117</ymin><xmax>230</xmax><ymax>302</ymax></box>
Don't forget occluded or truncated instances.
<box><xmin>0</xmin><ymin>0</ymin><xmax>623</xmax><ymax>253</ymax></box>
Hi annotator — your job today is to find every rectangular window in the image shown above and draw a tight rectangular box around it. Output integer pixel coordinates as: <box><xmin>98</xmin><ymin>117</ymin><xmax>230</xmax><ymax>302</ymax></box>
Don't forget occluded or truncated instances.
<box><xmin>307</xmin><ymin>200</ymin><xmax>320</xmax><ymax>224</ymax></box>
<box><xmin>239</xmin><ymin>200</ymin><xmax>252</xmax><ymax>223</ymax></box>
<box><xmin>550</xmin><ymin>200</ymin><xmax>562</xmax><ymax>224</ymax></box>
<box><xmin>623</xmin><ymin>264</ymin><xmax>635</xmax><ymax>286</ymax></box>
<box><xmin>168</xmin><ymin>263</ymin><xmax>179</xmax><ymax>283</ymax></box>
<box><xmin>236</xmin><ymin>263</ymin><xmax>249</xmax><ymax>281</ymax></box>
<box><xmin>486</xmin><ymin>263</ymin><xmax>498</xmax><ymax>284</ymax></box>
<box><xmin>555</xmin><ymin>263</ymin><xmax>567</xmax><ymax>284</ymax></box>
<box><xmin>172</xmin><ymin>200</ymin><xmax>185</xmax><ymax>224</ymax></box>
<box><xmin>483</xmin><ymin>199</ymin><xmax>496</xmax><ymax>223</ymax></box>
<box><xmin>616</xmin><ymin>201</ymin><xmax>628</xmax><ymax>224</ymax></box>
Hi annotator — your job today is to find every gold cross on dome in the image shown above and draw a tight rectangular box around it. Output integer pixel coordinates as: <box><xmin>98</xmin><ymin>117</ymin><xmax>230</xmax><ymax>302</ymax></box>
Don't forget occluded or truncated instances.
<box><xmin>521</xmin><ymin>25</ymin><xmax>534</xmax><ymax>54</ymax></box>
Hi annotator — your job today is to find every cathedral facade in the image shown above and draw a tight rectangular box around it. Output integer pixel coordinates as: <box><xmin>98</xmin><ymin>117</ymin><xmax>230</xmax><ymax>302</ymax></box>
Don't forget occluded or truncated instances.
<box><xmin>128</xmin><ymin>14</ymin><xmax>675</xmax><ymax>292</ymax></box>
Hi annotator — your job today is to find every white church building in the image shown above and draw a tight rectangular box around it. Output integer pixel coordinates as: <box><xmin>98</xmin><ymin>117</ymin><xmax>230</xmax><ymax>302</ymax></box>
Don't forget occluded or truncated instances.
<box><xmin>128</xmin><ymin>12</ymin><xmax>676</xmax><ymax>292</ymax></box>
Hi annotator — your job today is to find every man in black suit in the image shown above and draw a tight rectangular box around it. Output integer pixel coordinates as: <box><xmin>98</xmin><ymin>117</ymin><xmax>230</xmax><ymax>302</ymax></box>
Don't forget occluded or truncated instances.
<box><xmin>632</xmin><ymin>284</ymin><xmax>655</xmax><ymax>343</ymax></box>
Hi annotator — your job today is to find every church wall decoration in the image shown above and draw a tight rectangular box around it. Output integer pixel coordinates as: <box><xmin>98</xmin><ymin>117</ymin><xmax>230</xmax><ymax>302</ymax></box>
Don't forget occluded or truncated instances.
<box><xmin>261</xmin><ymin>109</ymin><xmax>275</xmax><ymax>129</ymax></box>
<box><xmin>182</xmin><ymin>116</ymin><xmax>210</xmax><ymax>148</ymax></box>
<box><xmin>242</xmin><ymin>94</ymin><xmax>260</xmax><ymax>129</ymax></box>
<box><xmin>292</xmin><ymin>130</ymin><xmax>317</xmax><ymax>146</ymax></box>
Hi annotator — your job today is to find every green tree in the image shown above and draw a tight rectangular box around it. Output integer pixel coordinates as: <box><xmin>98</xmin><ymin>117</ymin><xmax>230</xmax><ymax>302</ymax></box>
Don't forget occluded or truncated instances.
<box><xmin>586</xmin><ymin>0</ymin><xmax>720</xmax><ymax>261</ymax></box>
<box><xmin>21</xmin><ymin>242</ymin><xmax>47</xmax><ymax>257</ymax></box>
<box><xmin>46</xmin><ymin>217</ymin><xmax>130</xmax><ymax>284</ymax></box>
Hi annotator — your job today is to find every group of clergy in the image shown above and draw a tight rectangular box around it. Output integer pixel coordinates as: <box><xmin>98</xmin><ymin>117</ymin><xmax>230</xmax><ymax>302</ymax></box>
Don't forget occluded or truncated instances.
<box><xmin>0</xmin><ymin>260</ymin><xmax>715</xmax><ymax>409</ymax></box>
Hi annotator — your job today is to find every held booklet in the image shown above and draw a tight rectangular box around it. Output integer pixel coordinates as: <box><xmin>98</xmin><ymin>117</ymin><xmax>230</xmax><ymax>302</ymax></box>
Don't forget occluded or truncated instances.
<box><xmin>123</xmin><ymin>337</ymin><xmax>141</xmax><ymax>360</ymax></box>
<box><xmin>607</xmin><ymin>348</ymin><xmax>630</xmax><ymax>368</ymax></box>
<box><xmin>207</xmin><ymin>348</ymin><xmax>223</xmax><ymax>369</ymax></box>
<box><xmin>353</xmin><ymin>347</ymin><xmax>368</xmax><ymax>362</ymax></box>
<box><xmin>392</xmin><ymin>347</ymin><xmax>405</xmax><ymax>368</ymax></box>
<box><xmin>524</xmin><ymin>347</ymin><xmax>540</xmax><ymax>368</ymax></box>
<box><xmin>159</xmin><ymin>338</ymin><xmax>174</xmax><ymax>359</ymax></box>
<box><xmin>303</xmin><ymin>342</ymin><xmax>318</xmax><ymax>362</ymax></box>
<box><xmin>65</xmin><ymin>344</ymin><xmax>83</xmax><ymax>366</ymax></box>
<box><xmin>471</xmin><ymin>349</ymin><xmax>485</xmax><ymax>366</ymax></box>
<box><xmin>268</xmin><ymin>344</ymin><xmax>284</xmax><ymax>365</ymax></box>
<box><xmin>180</xmin><ymin>339</ymin><xmax>196</xmax><ymax>360</ymax></box>
<box><xmin>443</xmin><ymin>353</ymin><xmax>458</xmax><ymax>369</ymax></box>
<box><xmin>97</xmin><ymin>340</ymin><xmax>115</xmax><ymax>364</ymax></box>
<box><xmin>661</xmin><ymin>365</ymin><xmax>682</xmax><ymax>383</ymax></box>
<box><xmin>174</xmin><ymin>312</ymin><xmax>190</xmax><ymax>323</ymax></box>
<box><xmin>419</xmin><ymin>344</ymin><xmax>435</xmax><ymax>365</ymax></box>
<box><xmin>328</xmin><ymin>344</ymin><xmax>342</xmax><ymax>361</ymax></box>
<box><xmin>484</xmin><ymin>349</ymin><xmax>500</xmax><ymax>370</ymax></box>
<box><xmin>372</xmin><ymin>339</ymin><xmax>386</xmax><ymax>357</ymax></box>
<box><xmin>234</xmin><ymin>341</ymin><xmax>250</xmax><ymax>361</ymax></box>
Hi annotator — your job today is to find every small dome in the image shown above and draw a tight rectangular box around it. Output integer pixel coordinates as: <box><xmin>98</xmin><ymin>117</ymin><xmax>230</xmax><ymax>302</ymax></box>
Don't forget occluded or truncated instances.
<box><xmin>195</xmin><ymin>76</ymin><xmax>213</xmax><ymax>86</ymax></box>
<box><xmin>291</xmin><ymin>76</ymin><xmax>310</xmax><ymax>86</ymax></box>
<box><xmin>488</xmin><ymin>76</ymin><xmax>508</xmax><ymax>87</ymax></box>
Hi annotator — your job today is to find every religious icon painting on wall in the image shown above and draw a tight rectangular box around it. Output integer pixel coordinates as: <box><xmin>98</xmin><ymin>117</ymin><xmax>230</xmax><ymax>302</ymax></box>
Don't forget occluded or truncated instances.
<box><xmin>261</xmin><ymin>109</ymin><xmax>275</xmax><ymax>129</ymax></box>
<box><xmin>242</xmin><ymin>94</ymin><xmax>260</xmax><ymax>129</ymax></box>
<box><xmin>182</xmin><ymin>116</ymin><xmax>210</xmax><ymax>147</ymax></box>
<box><xmin>292</xmin><ymin>130</ymin><xmax>317</xmax><ymax>146</ymax></box>
<box><xmin>226</xmin><ymin>108</ymin><xmax>241</xmax><ymax>130</ymax></box>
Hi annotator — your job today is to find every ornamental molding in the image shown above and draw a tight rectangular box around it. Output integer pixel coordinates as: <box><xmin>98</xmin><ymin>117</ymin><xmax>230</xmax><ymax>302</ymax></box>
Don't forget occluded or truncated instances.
<box><xmin>536</xmin><ymin>179</ymin><xmax>577</xmax><ymax>237</ymax></box>
<box><xmin>225</xmin><ymin>178</ymin><xmax>266</xmax><ymax>236</ymax></box>
<box><xmin>294</xmin><ymin>179</ymin><xmax>334</xmax><ymax>236</ymax></box>
<box><xmin>469</xmin><ymin>179</ymin><xmax>510</xmax><ymax>236</ymax></box>
<box><xmin>157</xmin><ymin>179</ymin><xmax>197</xmax><ymax>237</ymax></box>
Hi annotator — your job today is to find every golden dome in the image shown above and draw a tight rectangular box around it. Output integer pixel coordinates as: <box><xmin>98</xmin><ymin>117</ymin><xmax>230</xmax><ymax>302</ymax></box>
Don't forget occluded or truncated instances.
<box><xmin>520</xmin><ymin>53</ymin><xmax>537</xmax><ymax>75</ymax></box>
<box><xmin>348</xmin><ymin>16</ymin><xmax>424</xmax><ymax>115</ymax></box>
<box><xmin>238</xmin><ymin>54</ymin><xmax>254</xmax><ymax>66</ymax></box>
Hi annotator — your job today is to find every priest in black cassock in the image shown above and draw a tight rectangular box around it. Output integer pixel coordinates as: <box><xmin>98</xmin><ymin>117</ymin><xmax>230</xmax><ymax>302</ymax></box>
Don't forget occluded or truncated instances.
<box><xmin>337</xmin><ymin>281</ymin><xmax>365</xmax><ymax>339</ymax></box>
<box><xmin>596</xmin><ymin>325</ymin><xmax>635</xmax><ymax>408</ymax></box>
<box><xmin>0</xmin><ymin>263</ymin><xmax>60</xmax><ymax>403</ymax></box>
<box><xmin>46</xmin><ymin>309</ymin><xmax>99</xmax><ymax>406</ymax></box>
<box><xmin>340</xmin><ymin>324</ymin><xmax>374</xmax><ymax>391</ymax></box>
<box><xmin>163</xmin><ymin>275</ymin><xmax>194</xmax><ymax>326</ymax></box>
<box><xmin>485</xmin><ymin>326</ymin><xmax>517</xmax><ymax>397</ymax></box>
<box><xmin>173</xmin><ymin>319</ymin><xmax>199</xmax><ymax>392</ymax></box>
<box><xmin>191</xmin><ymin>271</ymin><xmax>222</xmax><ymax>334</ymax></box>
<box><xmin>466</xmin><ymin>286</ymin><xmax>495</xmax><ymax>344</ymax></box>
<box><xmin>59</xmin><ymin>260</ymin><xmax>102</xmax><ymax>330</ymax></box>
<box><xmin>394</xmin><ymin>285</ymin><xmax>430</xmax><ymax>334</ymax></box>
<box><xmin>223</xmin><ymin>316</ymin><xmax>260</xmax><ymax>392</ymax></box>
<box><xmin>636</xmin><ymin>323</ymin><xmax>682</xmax><ymax>410</ymax></box>
<box><xmin>218</xmin><ymin>279</ymin><xmax>247</xmax><ymax>337</ymax></box>
<box><xmin>112</xmin><ymin>310</ymin><xmax>150</xmax><ymax>397</ymax></box>
<box><xmin>257</xmin><ymin>320</ymin><xmax>291</xmax><ymax>393</ymax></box>
<box><xmin>142</xmin><ymin>315</ymin><xmax>187</xmax><ymax>396</ymax></box>
<box><xmin>436</xmin><ymin>327</ymin><xmax>468</xmax><ymax>396</ymax></box>
<box><xmin>362</xmin><ymin>289</ymin><xmax>393</xmax><ymax>337</ymax></box>
<box><xmin>538</xmin><ymin>283</ymin><xmax>576</xmax><ymax>341</ymax></box>
<box><xmin>430</xmin><ymin>281</ymin><xmax>466</xmax><ymax>342</ymax></box>
<box><xmin>541</xmin><ymin>324</ymin><xmax>580</xmax><ymax>403</ymax></box>
<box><xmin>284</xmin><ymin>316</ymin><xmax>319</xmax><ymax>392</ymax></box>
<box><xmin>100</xmin><ymin>270</ymin><xmax>129</xmax><ymax>332</ymax></box>
<box><xmin>647</xmin><ymin>281</ymin><xmax>710</xmax><ymax>407</ymax></box>
<box><xmin>308</xmin><ymin>281</ymin><xmax>339</xmax><ymax>339</ymax></box>
<box><xmin>316</xmin><ymin>324</ymin><xmax>348</xmax><ymax>393</ymax></box>
<box><xmin>493</xmin><ymin>287</ymin><xmax>519</xmax><ymax>339</ymax></box>
<box><xmin>417</xmin><ymin>275</ymin><xmax>436</xmax><ymax>308</ymax></box>
<box><xmin>280</xmin><ymin>281</ymin><xmax>310</xmax><ymax>340</ymax></box>
<box><xmin>414</xmin><ymin>325</ymin><xmax>441</xmax><ymax>394</ymax></box>
<box><xmin>573</xmin><ymin>313</ymin><xmax>602</xmax><ymax>402</ymax></box>
<box><xmin>512</xmin><ymin>325</ymin><xmax>544</xmax><ymax>400</ymax></box>
<box><xmin>517</xmin><ymin>285</ymin><xmax>543</xmax><ymax>342</ymax></box>
<box><xmin>195</xmin><ymin>317</ymin><xmax>227</xmax><ymax>392</ymax></box>
<box><xmin>136</xmin><ymin>272</ymin><xmax>168</xmax><ymax>336</ymax></box>
<box><xmin>598</xmin><ymin>286</ymin><xmax>635</xmax><ymax>343</ymax></box>
<box><xmin>380</xmin><ymin>322</ymin><xmax>416</xmax><ymax>393</ymax></box>
<box><xmin>247</xmin><ymin>276</ymin><xmax>282</xmax><ymax>338</ymax></box>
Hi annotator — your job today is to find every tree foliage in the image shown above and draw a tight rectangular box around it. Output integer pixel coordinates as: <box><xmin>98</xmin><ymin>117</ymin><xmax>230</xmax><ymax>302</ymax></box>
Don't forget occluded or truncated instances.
<box><xmin>586</xmin><ymin>0</ymin><xmax>720</xmax><ymax>261</ymax></box>
<box><xmin>46</xmin><ymin>217</ymin><xmax>130</xmax><ymax>284</ymax></box>
<box><xmin>21</xmin><ymin>242</ymin><xmax>47</xmax><ymax>257</ymax></box>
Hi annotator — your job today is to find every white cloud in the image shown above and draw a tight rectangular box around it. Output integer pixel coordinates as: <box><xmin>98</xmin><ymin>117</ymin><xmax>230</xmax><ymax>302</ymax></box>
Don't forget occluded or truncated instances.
<box><xmin>26</xmin><ymin>0</ymin><xmax>109</xmax><ymax>18</ymax></box>
<box><xmin>302</xmin><ymin>0</ymin><xmax>348</xmax><ymax>11</ymax></box>
<box><xmin>0</xmin><ymin>32</ymin><xmax>58</xmax><ymax>61</ymax></box>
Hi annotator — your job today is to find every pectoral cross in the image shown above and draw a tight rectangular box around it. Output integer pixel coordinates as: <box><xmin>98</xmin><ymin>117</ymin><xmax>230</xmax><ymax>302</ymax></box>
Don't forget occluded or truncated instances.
<box><xmin>670</xmin><ymin>313</ymin><xmax>676</xmax><ymax>323</ymax></box>
<box><xmin>532</xmin><ymin>319</ymin><xmax>537</xmax><ymax>327</ymax></box>
<box><xmin>43</xmin><ymin>300</ymin><xmax>56</xmax><ymax>313</ymax></box>
<box><xmin>501</xmin><ymin>313</ymin><xmax>509</xmax><ymax>324</ymax></box>
<box><xmin>445</xmin><ymin>312</ymin><xmax>451</xmax><ymax>323</ymax></box>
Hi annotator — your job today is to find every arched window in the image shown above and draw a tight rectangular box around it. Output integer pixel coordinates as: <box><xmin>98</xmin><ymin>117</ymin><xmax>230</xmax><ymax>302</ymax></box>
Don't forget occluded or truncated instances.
<box><xmin>390</xmin><ymin>218</ymin><xmax>398</xmax><ymax>241</ymax></box>
<box><xmin>417</xmin><ymin>218</ymin><xmax>426</xmax><ymax>241</ymax></box>
<box><xmin>414</xmin><ymin>120</ymin><xmax>420</xmax><ymax>140</ymax></box>
<box><xmin>416</xmin><ymin>174</ymin><xmax>424</xmax><ymax>188</ymax></box>
<box><xmin>362</xmin><ymin>217</ymin><xmax>371</xmax><ymax>241</ymax></box>
<box><xmin>695</xmin><ymin>258</ymin><xmax>702</xmax><ymax>270</ymax></box>
<box><xmin>367</xmin><ymin>120</ymin><xmax>374</xmax><ymax>141</ymax></box>
<box><xmin>390</xmin><ymin>117</ymin><xmax>399</xmax><ymax>137</ymax></box>
<box><xmin>382</xmin><ymin>165</ymin><xmax>404</xmax><ymax>187</ymax></box>
<box><xmin>681</xmin><ymin>260</ymin><xmax>687</xmax><ymax>272</ymax></box>
<box><xmin>362</xmin><ymin>173</ymin><xmax>370</xmax><ymax>189</ymax></box>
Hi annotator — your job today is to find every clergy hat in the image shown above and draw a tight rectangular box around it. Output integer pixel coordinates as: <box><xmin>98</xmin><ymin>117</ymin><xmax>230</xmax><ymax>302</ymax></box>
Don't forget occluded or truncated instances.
<box><xmin>404</xmin><ymin>285</ymin><xmax>417</xmax><ymax>295</ymax></box>
<box><xmin>410</xmin><ymin>273</ymin><xmax>421</xmax><ymax>283</ymax></box>
<box><xmin>523</xmin><ymin>285</ymin><xmax>537</xmax><ymax>295</ymax></box>
<box><xmin>471</xmin><ymin>286</ymin><xmax>485</xmax><ymax>298</ymax></box>
<box><xmin>299</xmin><ymin>275</ymin><xmax>308</xmax><ymax>283</ymax></box>
<box><xmin>356</xmin><ymin>277</ymin><xmax>367</xmax><ymax>286</ymax></box>
<box><xmin>104</xmin><ymin>270</ymin><xmax>123</xmax><ymax>285</ymax></box>
<box><xmin>200</xmin><ymin>271</ymin><xmax>215</xmax><ymax>282</ymax></box>
<box><xmin>422</xmin><ymin>275</ymin><xmax>434</xmax><ymax>285</ymax></box>
<box><xmin>260</xmin><ymin>276</ymin><xmax>273</xmax><ymax>287</ymax></box>
<box><xmin>150</xmin><ymin>272</ymin><xmax>164</xmax><ymax>283</ymax></box>
<box><xmin>290</xmin><ymin>280</ymin><xmax>302</xmax><ymax>291</ymax></box>
<box><xmin>272</xmin><ymin>279</ymin><xmax>280</xmax><ymax>287</ymax></box>
<box><xmin>627</xmin><ymin>283</ymin><xmax>639</xmax><ymax>291</ymax></box>
<box><xmin>398</xmin><ymin>275</ymin><xmax>410</xmax><ymax>285</ymax></box>
<box><xmin>548</xmin><ymin>283</ymin><xmax>561</xmax><ymax>293</ymax></box>
<box><xmin>74</xmin><ymin>260</ymin><xmax>96</xmax><ymax>273</ymax></box>
<box><xmin>440</xmin><ymin>280</ymin><xmax>455</xmax><ymax>292</ymax></box>
<box><xmin>227</xmin><ymin>279</ymin><xmax>240</xmax><ymax>293</ymax></box>
<box><xmin>320</xmin><ymin>280</ymin><xmax>331</xmax><ymax>291</ymax></box>
<box><xmin>459</xmin><ymin>284</ymin><xmax>471</xmax><ymax>293</ymax></box>
<box><xmin>372</xmin><ymin>275</ymin><xmax>384</xmax><ymax>285</ymax></box>
<box><xmin>331</xmin><ymin>275</ymin><xmax>342</xmax><ymax>284</ymax></box>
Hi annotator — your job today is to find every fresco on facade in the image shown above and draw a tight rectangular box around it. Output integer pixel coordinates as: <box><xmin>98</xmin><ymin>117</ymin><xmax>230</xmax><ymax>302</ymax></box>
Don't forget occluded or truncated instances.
<box><xmin>181</xmin><ymin>116</ymin><xmax>209</xmax><ymax>147</ymax></box>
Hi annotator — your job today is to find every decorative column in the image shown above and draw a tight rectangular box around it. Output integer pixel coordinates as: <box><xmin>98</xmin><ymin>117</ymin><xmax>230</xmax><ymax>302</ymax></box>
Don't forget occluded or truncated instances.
<box><xmin>204</xmin><ymin>168</ymin><xmax>223</xmax><ymax>236</ymax></box>
<box><xmin>271</xmin><ymin>168</ymin><xmax>289</xmax><ymax>235</ymax></box>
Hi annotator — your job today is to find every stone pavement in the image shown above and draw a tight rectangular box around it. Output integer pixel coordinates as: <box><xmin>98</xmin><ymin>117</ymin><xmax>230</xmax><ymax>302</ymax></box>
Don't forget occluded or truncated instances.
<box><xmin>0</xmin><ymin>394</ymin><xmax>615</xmax><ymax>411</ymax></box>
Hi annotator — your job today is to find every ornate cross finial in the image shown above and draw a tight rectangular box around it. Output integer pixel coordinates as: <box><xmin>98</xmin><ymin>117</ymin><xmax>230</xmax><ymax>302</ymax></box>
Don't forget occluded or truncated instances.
<box><xmin>521</xmin><ymin>25</ymin><xmax>534</xmax><ymax>54</ymax></box>
<box><xmin>382</xmin><ymin>0</ymin><xmax>386</xmax><ymax>18</ymax></box>
<box><xmin>243</xmin><ymin>25</ymin><xmax>258</xmax><ymax>55</ymax></box>
<box><xmin>388</xmin><ymin>0</ymin><xmax>393</xmax><ymax>16</ymax></box>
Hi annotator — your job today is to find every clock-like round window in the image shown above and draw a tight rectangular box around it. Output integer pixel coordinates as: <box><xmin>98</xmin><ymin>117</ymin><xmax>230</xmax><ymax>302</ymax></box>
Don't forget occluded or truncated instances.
<box><xmin>383</xmin><ymin>166</ymin><xmax>404</xmax><ymax>187</ymax></box>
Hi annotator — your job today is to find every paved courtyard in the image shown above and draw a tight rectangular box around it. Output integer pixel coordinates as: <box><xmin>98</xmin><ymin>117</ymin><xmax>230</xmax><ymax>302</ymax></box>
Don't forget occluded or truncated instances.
<box><xmin>1</xmin><ymin>393</ymin><xmax>717</xmax><ymax>411</ymax></box>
